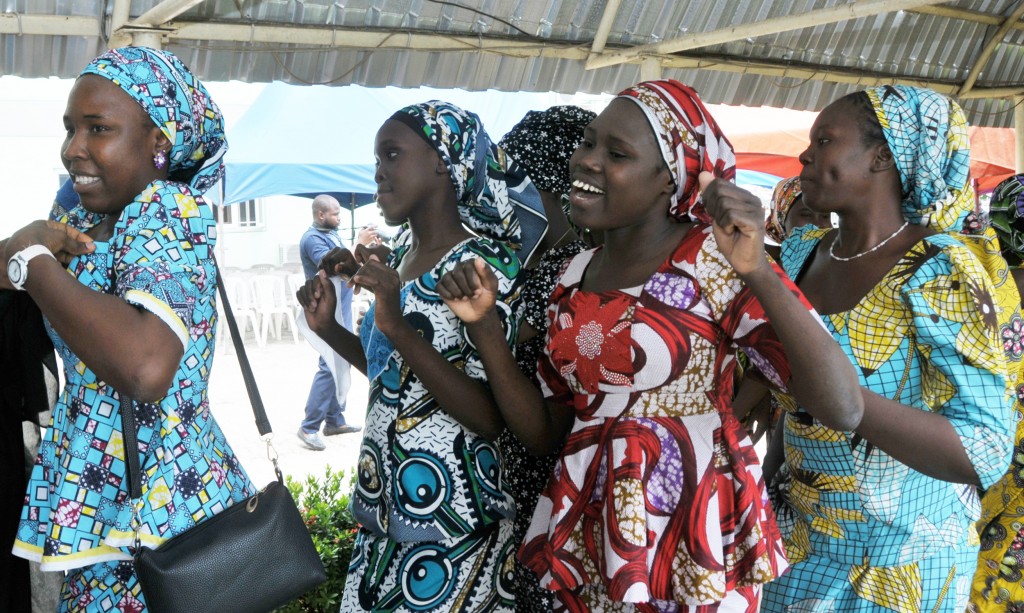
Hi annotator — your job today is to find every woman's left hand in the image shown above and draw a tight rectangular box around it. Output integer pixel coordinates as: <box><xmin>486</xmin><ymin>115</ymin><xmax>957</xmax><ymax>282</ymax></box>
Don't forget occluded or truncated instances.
<box><xmin>349</xmin><ymin>256</ymin><xmax>403</xmax><ymax>334</ymax></box>
<box><xmin>699</xmin><ymin>172</ymin><xmax>768</xmax><ymax>276</ymax></box>
<box><xmin>4</xmin><ymin>220</ymin><xmax>95</xmax><ymax>265</ymax></box>
<box><xmin>437</xmin><ymin>258</ymin><xmax>499</xmax><ymax>324</ymax></box>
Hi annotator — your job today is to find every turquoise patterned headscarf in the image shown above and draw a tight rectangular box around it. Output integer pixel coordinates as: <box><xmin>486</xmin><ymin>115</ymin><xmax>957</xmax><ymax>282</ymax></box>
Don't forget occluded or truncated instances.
<box><xmin>81</xmin><ymin>46</ymin><xmax>226</xmax><ymax>194</ymax></box>
<box><xmin>865</xmin><ymin>85</ymin><xmax>973</xmax><ymax>232</ymax></box>
<box><xmin>390</xmin><ymin>101</ymin><xmax>547</xmax><ymax>265</ymax></box>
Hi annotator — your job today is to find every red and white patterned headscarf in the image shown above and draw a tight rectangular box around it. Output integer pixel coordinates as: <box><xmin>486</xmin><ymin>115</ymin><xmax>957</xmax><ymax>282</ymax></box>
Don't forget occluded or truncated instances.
<box><xmin>616</xmin><ymin>80</ymin><xmax>736</xmax><ymax>223</ymax></box>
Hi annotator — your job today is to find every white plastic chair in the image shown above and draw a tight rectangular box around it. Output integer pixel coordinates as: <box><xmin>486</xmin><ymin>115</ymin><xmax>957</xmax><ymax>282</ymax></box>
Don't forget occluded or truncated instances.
<box><xmin>251</xmin><ymin>274</ymin><xmax>298</xmax><ymax>344</ymax></box>
<box><xmin>220</xmin><ymin>275</ymin><xmax>263</xmax><ymax>348</ymax></box>
<box><xmin>286</xmin><ymin>273</ymin><xmax>307</xmax><ymax>321</ymax></box>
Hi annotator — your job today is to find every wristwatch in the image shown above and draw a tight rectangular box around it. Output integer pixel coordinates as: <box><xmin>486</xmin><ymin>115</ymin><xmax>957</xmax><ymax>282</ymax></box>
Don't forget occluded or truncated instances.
<box><xmin>7</xmin><ymin>244</ymin><xmax>56</xmax><ymax>291</ymax></box>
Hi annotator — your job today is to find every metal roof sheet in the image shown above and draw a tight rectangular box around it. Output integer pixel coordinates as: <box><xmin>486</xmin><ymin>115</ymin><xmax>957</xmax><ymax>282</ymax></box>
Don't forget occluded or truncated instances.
<box><xmin>1</xmin><ymin>0</ymin><xmax>1022</xmax><ymax>126</ymax></box>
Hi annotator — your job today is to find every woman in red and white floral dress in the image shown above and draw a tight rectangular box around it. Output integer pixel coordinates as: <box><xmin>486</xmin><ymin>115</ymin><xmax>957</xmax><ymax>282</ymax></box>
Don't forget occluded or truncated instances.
<box><xmin>438</xmin><ymin>80</ymin><xmax>863</xmax><ymax>612</ymax></box>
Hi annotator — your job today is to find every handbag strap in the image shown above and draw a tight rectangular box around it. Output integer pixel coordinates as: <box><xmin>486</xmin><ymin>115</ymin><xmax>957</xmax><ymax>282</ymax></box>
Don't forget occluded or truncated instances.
<box><xmin>120</xmin><ymin>258</ymin><xmax>282</xmax><ymax>500</ymax></box>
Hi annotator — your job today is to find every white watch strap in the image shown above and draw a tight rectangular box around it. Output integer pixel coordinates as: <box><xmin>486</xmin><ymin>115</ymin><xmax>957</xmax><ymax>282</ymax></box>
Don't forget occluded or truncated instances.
<box><xmin>9</xmin><ymin>244</ymin><xmax>57</xmax><ymax>290</ymax></box>
<box><xmin>15</xmin><ymin>244</ymin><xmax>57</xmax><ymax>264</ymax></box>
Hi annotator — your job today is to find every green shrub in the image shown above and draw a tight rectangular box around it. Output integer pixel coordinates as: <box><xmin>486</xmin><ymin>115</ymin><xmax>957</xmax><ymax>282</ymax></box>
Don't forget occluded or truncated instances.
<box><xmin>277</xmin><ymin>465</ymin><xmax>359</xmax><ymax>613</ymax></box>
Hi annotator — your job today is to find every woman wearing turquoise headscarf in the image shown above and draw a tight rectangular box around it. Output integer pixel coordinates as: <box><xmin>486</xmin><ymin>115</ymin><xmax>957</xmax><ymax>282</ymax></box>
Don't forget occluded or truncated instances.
<box><xmin>297</xmin><ymin>101</ymin><xmax>540</xmax><ymax>611</ymax></box>
<box><xmin>762</xmin><ymin>86</ymin><xmax>1015</xmax><ymax>611</ymax></box>
<box><xmin>2</xmin><ymin>47</ymin><xmax>252</xmax><ymax>611</ymax></box>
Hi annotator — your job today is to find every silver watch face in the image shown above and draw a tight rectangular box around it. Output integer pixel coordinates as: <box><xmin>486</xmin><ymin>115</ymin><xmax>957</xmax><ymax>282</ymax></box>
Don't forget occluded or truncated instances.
<box><xmin>7</xmin><ymin>257</ymin><xmax>25</xmax><ymax>286</ymax></box>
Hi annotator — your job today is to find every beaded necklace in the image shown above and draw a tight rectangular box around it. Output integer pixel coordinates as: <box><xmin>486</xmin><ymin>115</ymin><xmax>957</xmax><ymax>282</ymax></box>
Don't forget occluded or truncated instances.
<box><xmin>828</xmin><ymin>221</ymin><xmax>910</xmax><ymax>262</ymax></box>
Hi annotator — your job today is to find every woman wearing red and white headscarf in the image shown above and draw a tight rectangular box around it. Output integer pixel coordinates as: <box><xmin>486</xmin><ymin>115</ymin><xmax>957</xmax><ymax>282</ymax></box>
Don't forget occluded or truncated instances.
<box><xmin>436</xmin><ymin>80</ymin><xmax>862</xmax><ymax>612</ymax></box>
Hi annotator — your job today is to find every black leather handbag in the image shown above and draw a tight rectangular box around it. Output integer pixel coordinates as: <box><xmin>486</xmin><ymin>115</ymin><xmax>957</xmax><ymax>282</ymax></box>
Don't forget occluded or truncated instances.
<box><xmin>121</xmin><ymin>264</ymin><xmax>326</xmax><ymax>613</ymax></box>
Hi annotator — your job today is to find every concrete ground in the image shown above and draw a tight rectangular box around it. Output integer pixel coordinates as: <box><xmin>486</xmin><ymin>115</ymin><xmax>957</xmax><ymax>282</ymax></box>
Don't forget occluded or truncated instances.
<box><xmin>209</xmin><ymin>326</ymin><xmax>368</xmax><ymax>487</ymax></box>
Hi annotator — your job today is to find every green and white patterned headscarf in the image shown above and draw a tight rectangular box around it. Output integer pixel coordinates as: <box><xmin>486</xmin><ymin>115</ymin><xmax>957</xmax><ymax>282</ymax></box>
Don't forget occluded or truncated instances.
<box><xmin>390</xmin><ymin>101</ymin><xmax>547</xmax><ymax>265</ymax></box>
<box><xmin>990</xmin><ymin>174</ymin><xmax>1024</xmax><ymax>265</ymax></box>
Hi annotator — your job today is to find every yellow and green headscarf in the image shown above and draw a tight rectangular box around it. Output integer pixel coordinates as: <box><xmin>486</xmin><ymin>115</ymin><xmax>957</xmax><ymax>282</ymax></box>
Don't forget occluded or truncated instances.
<box><xmin>766</xmin><ymin>176</ymin><xmax>802</xmax><ymax>244</ymax></box>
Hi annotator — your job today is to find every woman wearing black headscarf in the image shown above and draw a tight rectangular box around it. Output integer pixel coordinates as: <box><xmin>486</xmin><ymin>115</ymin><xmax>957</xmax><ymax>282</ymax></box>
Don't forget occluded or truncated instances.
<box><xmin>497</xmin><ymin>105</ymin><xmax>594</xmax><ymax>611</ymax></box>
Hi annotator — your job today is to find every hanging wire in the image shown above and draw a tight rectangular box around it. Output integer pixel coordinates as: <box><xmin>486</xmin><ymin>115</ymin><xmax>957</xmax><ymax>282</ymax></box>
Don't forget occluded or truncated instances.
<box><xmin>424</xmin><ymin>0</ymin><xmax>541</xmax><ymax>40</ymax></box>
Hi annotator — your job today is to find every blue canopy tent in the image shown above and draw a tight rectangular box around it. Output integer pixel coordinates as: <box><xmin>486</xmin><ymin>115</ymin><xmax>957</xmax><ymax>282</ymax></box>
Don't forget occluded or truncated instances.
<box><xmin>223</xmin><ymin>83</ymin><xmax>585</xmax><ymax>208</ymax></box>
<box><xmin>224</xmin><ymin>82</ymin><xmax>782</xmax><ymax>206</ymax></box>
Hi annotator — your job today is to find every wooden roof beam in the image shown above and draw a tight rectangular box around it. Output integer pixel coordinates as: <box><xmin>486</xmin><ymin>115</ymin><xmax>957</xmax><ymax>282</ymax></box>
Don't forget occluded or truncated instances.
<box><xmin>162</xmin><ymin>20</ymin><xmax>1023</xmax><ymax>100</ymax></box>
<box><xmin>110</xmin><ymin>0</ymin><xmax>131</xmax><ymax>32</ymax></box>
<box><xmin>109</xmin><ymin>0</ymin><xmax>211</xmax><ymax>48</ymax></box>
<box><xmin>959</xmin><ymin>0</ymin><xmax>1024</xmax><ymax>96</ymax></box>
<box><xmin>585</xmin><ymin>0</ymin><xmax>948</xmax><ymax>70</ymax></box>
<box><xmin>131</xmin><ymin>0</ymin><xmax>211</xmax><ymax>28</ymax></box>
<box><xmin>590</xmin><ymin>0</ymin><xmax>621</xmax><ymax>55</ymax></box>
<box><xmin>659</xmin><ymin>54</ymin><xmax>1024</xmax><ymax>100</ymax></box>
<box><xmin>166</xmin><ymin>21</ymin><xmax>590</xmax><ymax>60</ymax></box>
<box><xmin>0</xmin><ymin>13</ymin><xmax>99</xmax><ymax>36</ymax></box>
<box><xmin>908</xmin><ymin>5</ymin><xmax>1024</xmax><ymax>30</ymax></box>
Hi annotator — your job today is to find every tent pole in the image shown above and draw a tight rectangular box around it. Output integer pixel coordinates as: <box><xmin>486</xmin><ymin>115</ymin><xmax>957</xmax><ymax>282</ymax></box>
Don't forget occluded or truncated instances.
<box><xmin>351</xmin><ymin>193</ymin><xmax>357</xmax><ymax>245</ymax></box>
<box><xmin>1015</xmin><ymin>95</ymin><xmax>1024</xmax><ymax>173</ymax></box>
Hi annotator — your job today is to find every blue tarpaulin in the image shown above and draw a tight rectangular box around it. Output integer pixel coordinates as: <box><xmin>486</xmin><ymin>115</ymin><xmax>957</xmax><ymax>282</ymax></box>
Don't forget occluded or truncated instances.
<box><xmin>223</xmin><ymin>83</ymin><xmax>782</xmax><ymax>206</ymax></box>
<box><xmin>223</xmin><ymin>83</ymin><xmax>577</xmax><ymax>206</ymax></box>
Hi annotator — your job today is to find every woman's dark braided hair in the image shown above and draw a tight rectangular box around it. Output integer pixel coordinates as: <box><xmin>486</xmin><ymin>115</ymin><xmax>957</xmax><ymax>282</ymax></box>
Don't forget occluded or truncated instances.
<box><xmin>841</xmin><ymin>91</ymin><xmax>887</xmax><ymax>148</ymax></box>
<box><xmin>839</xmin><ymin>90</ymin><xmax>907</xmax><ymax>200</ymax></box>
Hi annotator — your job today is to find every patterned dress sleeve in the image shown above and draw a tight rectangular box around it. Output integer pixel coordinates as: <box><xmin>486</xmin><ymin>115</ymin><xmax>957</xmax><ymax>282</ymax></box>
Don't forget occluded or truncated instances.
<box><xmin>446</xmin><ymin>238</ymin><xmax>523</xmax><ymax>381</ymax></box>
<box><xmin>699</xmin><ymin>228</ymin><xmax>811</xmax><ymax>392</ymax></box>
<box><xmin>108</xmin><ymin>181</ymin><xmax>217</xmax><ymax>351</ymax></box>
<box><xmin>902</xmin><ymin>238</ymin><xmax>1014</xmax><ymax>490</ymax></box>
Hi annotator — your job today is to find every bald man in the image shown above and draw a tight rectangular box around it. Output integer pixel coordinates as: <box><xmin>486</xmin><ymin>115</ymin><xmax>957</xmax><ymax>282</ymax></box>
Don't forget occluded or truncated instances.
<box><xmin>296</xmin><ymin>195</ymin><xmax>361</xmax><ymax>450</ymax></box>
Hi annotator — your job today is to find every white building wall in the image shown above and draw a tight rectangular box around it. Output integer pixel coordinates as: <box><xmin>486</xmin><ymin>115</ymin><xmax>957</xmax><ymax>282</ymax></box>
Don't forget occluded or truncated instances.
<box><xmin>217</xmin><ymin>195</ymin><xmax>387</xmax><ymax>269</ymax></box>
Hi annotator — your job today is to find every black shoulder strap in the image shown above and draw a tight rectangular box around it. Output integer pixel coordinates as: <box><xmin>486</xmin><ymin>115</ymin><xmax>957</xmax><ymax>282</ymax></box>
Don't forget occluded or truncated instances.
<box><xmin>121</xmin><ymin>257</ymin><xmax>274</xmax><ymax>498</ymax></box>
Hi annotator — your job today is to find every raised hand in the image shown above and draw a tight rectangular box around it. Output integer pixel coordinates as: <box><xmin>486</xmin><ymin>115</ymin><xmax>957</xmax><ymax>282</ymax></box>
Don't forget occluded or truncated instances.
<box><xmin>356</xmin><ymin>224</ymin><xmax>381</xmax><ymax>247</ymax></box>
<box><xmin>352</xmin><ymin>242</ymin><xmax>392</xmax><ymax>268</ymax></box>
<box><xmin>437</xmin><ymin>258</ymin><xmax>499</xmax><ymax>324</ymax></box>
<box><xmin>296</xmin><ymin>271</ymin><xmax>338</xmax><ymax>334</ymax></box>
<box><xmin>318</xmin><ymin>247</ymin><xmax>359</xmax><ymax>279</ymax></box>
<box><xmin>698</xmin><ymin>171</ymin><xmax>768</xmax><ymax>277</ymax></box>
<box><xmin>349</xmin><ymin>256</ymin><xmax>404</xmax><ymax>334</ymax></box>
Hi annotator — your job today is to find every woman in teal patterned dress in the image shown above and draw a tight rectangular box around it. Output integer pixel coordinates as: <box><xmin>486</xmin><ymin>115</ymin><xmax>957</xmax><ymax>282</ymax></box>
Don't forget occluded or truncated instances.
<box><xmin>762</xmin><ymin>86</ymin><xmax>1014</xmax><ymax>611</ymax></box>
<box><xmin>3</xmin><ymin>47</ymin><xmax>252</xmax><ymax>611</ymax></box>
<box><xmin>297</xmin><ymin>101</ymin><xmax>544</xmax><ymax>611</ymax></box>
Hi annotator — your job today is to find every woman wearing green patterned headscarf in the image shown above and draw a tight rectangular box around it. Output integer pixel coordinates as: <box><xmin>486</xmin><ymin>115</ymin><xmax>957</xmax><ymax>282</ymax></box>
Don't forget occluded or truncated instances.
<box><xmin>989</xmin><ymin>174</ymin><xmax>1024</xmax><ymax>267</ymax></box>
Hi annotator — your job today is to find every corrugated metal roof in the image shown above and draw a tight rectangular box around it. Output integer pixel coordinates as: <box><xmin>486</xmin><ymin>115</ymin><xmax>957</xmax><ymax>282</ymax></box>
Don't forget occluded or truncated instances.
<box><xmin>1</xmin><ymin>0</ymin><xmax>1022</xmax><ymax>126</ymax></box>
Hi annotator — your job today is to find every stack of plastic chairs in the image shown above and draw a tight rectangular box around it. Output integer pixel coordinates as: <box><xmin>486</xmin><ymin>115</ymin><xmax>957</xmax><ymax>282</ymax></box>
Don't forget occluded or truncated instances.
<box><xmin>219</xmin><ymin>273</ymin><xmax>263</xmax><ymax>348</ymax></box>
<box><xmin>251</xmin><ymin>273</ymin><xmax>299</xmax><ymax>344</ymax></box>
<box><xmin>286</xmin><ymin>273</ymin><xmax>307</xmax><ymax>324</ymax></box>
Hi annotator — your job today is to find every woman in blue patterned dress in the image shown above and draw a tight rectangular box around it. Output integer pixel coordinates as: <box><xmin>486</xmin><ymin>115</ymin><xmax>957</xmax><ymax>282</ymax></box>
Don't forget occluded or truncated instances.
<box><xmin>762</xmin><ymin>86</ymin><xmax>1014</xmax><ymax>611</ymax></box>
<box><xmin>2</xmin><ymin>47</ymin><xmax>253</xmax><ymax>611</ymax></box>
<box><xmin>297</xmin><ymin>101</ymin><xmax>543</xmax><ymax>611</ymax></box>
